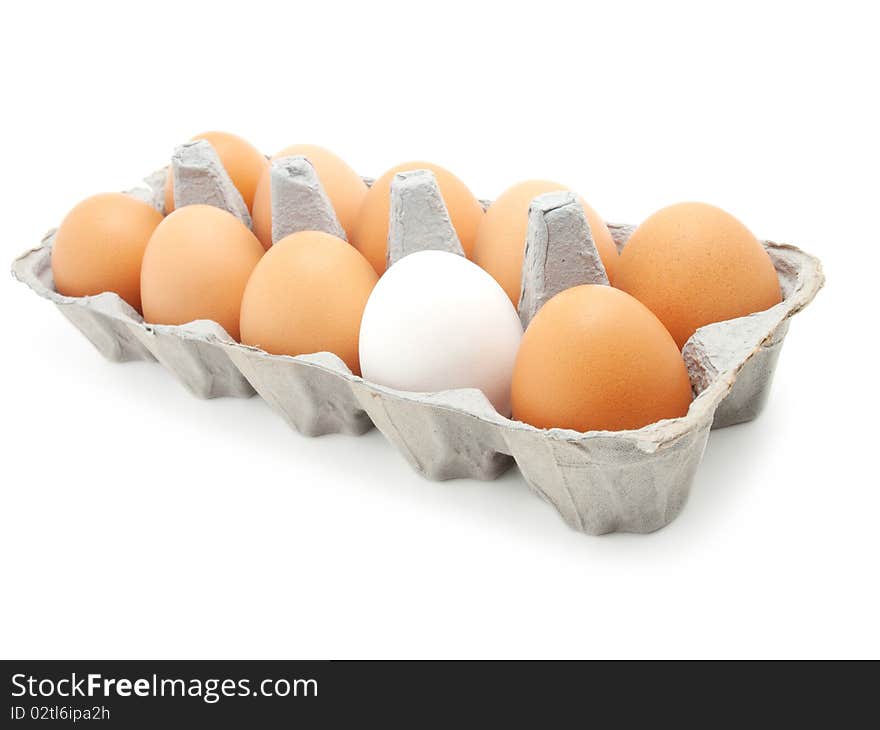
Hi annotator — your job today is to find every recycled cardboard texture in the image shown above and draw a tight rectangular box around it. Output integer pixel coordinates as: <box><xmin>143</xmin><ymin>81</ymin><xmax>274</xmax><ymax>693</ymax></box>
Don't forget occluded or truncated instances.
<box><xmin>518</xmin><ymin>191</ymin><xmax>610</xmax><ymax>328</ymax></box>
<box><xmin>171</xmin><ymin>141</ymin><xmax>252</xmax><ymax>228</ymax></box>
<box><xmin>608</xmin><ymin>223</ymin><xmax>635</xmax><ymax>253</ymax></box>
<box><xmin>11</xmin><ymin>166</ymin><xmax>824</xmax><ymax>535</ymax></box>
<box><xmin>271</xmin><ymin>156</ymin><xmax>347</xmax><ymax>244</ymax></box>
<box><xmin>387</xmin><ymin>170</ymin><xmax>465</xmax><ymax>267</ymax></box>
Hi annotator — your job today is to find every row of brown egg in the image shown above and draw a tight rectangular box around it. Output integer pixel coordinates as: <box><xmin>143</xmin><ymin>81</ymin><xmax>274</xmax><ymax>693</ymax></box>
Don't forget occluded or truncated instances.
<box><xmin>50</xmin><ymin>130</ymin><xmax>781</xmax><ymax>432</ymax></box>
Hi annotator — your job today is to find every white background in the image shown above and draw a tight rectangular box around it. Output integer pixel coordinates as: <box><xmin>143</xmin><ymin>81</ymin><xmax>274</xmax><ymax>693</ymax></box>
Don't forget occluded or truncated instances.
<box><xmin>2</xmin><ymin>1</ymin><xmax>877</xmax><ymax>659</ymax></box>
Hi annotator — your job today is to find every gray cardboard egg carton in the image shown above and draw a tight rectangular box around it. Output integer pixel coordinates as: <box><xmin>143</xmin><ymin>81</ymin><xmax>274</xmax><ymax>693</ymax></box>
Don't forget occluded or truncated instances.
<box><xmin>11</xmin><ymin>142</ymin><xmax>824</xmax><ymax>535</ymax></box>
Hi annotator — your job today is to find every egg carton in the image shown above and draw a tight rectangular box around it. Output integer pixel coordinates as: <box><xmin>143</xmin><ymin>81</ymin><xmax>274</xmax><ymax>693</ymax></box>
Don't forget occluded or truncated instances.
<box><xmin>11</xmin><ymin>146</ymin><xmax>824</xmax><ymax>535</ymax></box>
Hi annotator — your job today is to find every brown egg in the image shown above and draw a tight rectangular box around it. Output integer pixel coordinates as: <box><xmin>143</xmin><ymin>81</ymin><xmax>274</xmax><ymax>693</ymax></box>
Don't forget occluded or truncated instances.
<box><xmin>164</xmin><ymin>131</ymin><xmax>268</xmax><ymax>214</ymax></box>
<box><xmin>512</xmin><ymin>285</ymin><xmax>692</xmax><ymax>432</ymax></box>
<box><xmin>141</xmin><ymin>205</ymin><xmax>264</xmax><ymax>340</ymax></box>
<box><xmin>614</xmin><ymin>202</ymin><xmax>782</xmax><ymax>349</ymax></box>
<box><xmin>472</xmin><ymin>179</ymin><xmax>619</xmax><ymax>306</ymax></box>
<box><xmin>51</xmin><ymin>193</ymin><xmax>163</xmax><ymax>312</ymax></box>
<box><xmin>240</xmin><ymin>231</ymin><xmax>378</xmax><ymax>374</ymax></box>
<box><xmin>351</xmin><ymin>161</ymin><xmax>484</xmax><ymax>274</ymax></box>
<box><xmin>251</xmin><ymin>144</ymin><xmax>368</xmax><ymax>250</ymax></box>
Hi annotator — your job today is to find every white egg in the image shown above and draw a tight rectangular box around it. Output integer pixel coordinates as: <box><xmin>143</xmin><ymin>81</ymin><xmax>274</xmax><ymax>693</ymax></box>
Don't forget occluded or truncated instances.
<box><xmin>359</xmin><ymin>250</ymin><xmax>523</xmax><ymax>415</ymax></box>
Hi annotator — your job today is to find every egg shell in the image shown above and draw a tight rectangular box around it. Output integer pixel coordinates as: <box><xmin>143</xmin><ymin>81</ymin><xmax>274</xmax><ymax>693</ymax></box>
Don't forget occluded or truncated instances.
<box><xmin>512</xmin><ymin>285</ymin><xmax>693</xmax><ymax>432</ymax></box>
<box><xmin>140</xmin><ymin>205</ymin><xmax>264</xmax><ymax>341</ymax></box>
<box><xmin>240</xmin><ymin>231</ymin><xmax>378</xmax><ymax>375</ymax></box>
<box><xmin>472</xmin><ymin>180</ymin><xmax>618</xmax><ymax>305</ymax></box>
<box><xmin>51</xmin><ymin>192</ymin><xmax>163</xmax><ymax>312</ymax></box>
<box><xmin>164</xmin><ymin>131</ymin><xmax>267</xmax><ymax>214</ymax></box>
<box><xmin>352</xmin><ymin>161</ymin><xmax>484</xmax><ymax>274</ymax></box>
<box><xmin>252</xmin><ymin>144</ymin><xmax>367</xmax><ymax>249</ymax></box>
<box><xmin>614</xmin><ymin>202</ymin><xmax>783</xmax><ymax>349</ymax></box>
<box><xmin>359</xmin><ymin>250</ymin><xmax>522</xmax><ymax>415</ymax></box>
